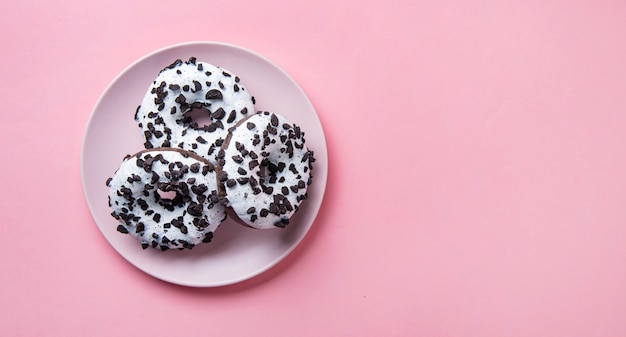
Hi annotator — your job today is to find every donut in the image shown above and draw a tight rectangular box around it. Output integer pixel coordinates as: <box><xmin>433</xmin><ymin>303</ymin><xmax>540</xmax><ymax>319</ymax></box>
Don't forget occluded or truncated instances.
<box><xmin>106</xmin><ymin>148</ymin><xmax>227</xmax><ymax>250</ymax></box>
<box><xmin>135</xmin><ymin>57</ymin><xmax>255</xmax><ymax>164</ymax></box>
<box><xmin>216</xmin><ymin>111</ymin><xmax>315</xmax><ymax>229</ymax></box>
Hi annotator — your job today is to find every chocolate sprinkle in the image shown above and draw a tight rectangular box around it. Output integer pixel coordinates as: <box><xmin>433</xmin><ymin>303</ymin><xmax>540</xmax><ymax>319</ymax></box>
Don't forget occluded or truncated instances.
<box><xmin>205</xmin><ymin>89</ymin><xmax>223</xmax><ymax>100</ymax></box>
<box><xmin>227</xmin><ymin>110</ymin><xmax>237</xmax><ymax>123</ymax></box>
<box><xmin>212</xmin><ymin>108</ymin><xmax>226</xmax><ymax>120</ymax></box>
<box><xmin>218</xmin><ymin>171</ymin><xmax>229</xmax><ymax>182</ymax></box>
<box><xmin>202</xmin><ymin>232</ymin><xmax>214</xmax><ymax>243</ymax></box>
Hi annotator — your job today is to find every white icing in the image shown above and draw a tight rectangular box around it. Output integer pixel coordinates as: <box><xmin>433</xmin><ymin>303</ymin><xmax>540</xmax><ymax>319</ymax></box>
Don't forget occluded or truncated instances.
<box><xmin>135</xmin><ymin>58</ymin><xmax>255</xmax><ymax>164</ymax></box>
<box><xmin>220</xmin><ymin>112</ymin><xmax>314</xmax><ymax>229</ymax></box>
<box><xmin>107</xmin><ymin>149</ymin><xmax>226</xmax><ymax>250</ymax></box>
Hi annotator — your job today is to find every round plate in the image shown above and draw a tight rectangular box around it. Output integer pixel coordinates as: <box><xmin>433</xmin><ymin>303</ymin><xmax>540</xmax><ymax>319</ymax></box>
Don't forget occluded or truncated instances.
<box><xmin>81</xmin><ymin>41</ymin><xmax>327</xmax><ymax>287</ymax></box>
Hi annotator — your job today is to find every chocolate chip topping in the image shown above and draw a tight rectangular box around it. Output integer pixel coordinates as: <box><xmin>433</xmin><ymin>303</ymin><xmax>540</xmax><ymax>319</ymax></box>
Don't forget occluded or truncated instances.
<box><xmin>205</xmin><ymin>89</ymin><xmax>223</xmax><ymax>100</ymax></box>
<box><xmin>212</xmin><ymin>108</ymin><xmax>226</xmax><ymax>120</ymax></box>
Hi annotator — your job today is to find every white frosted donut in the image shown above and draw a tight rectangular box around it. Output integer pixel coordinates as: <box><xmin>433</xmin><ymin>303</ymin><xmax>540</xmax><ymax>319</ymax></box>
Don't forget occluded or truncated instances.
<box><xmin>217</xmin><ymin>111</ymin><xmax>315</xmax><ymax>229</ymax></box>
<box><xmin>106</xmin><ymin>148</ymin><xmax>227</xmax><ymax>250</ymax></box>
<box><xmin>135</xmin><ymin>57</ymin><xmax>255</xmax><ymax>164</ymax></box>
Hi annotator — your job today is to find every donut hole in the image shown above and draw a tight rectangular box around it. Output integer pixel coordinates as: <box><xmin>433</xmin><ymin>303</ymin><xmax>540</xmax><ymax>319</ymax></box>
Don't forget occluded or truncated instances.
<box><xmin>157</xmin><ymin>189</ymin><xmax>178</xmax><ymax>200</ymax></box>
<box><xmin>183</xmin><ymin>106</ymin><xmax>214</xmax><ymax>129</ymax></box>
<box><xmin>156</xmin><ymin>184</ymin><xmax>183</xmax><ymax>207</ymax></box>
<box><xmin>258</xmin><ymin>160</ymin><xmax>282</xmax><ymax>185</ymax></box>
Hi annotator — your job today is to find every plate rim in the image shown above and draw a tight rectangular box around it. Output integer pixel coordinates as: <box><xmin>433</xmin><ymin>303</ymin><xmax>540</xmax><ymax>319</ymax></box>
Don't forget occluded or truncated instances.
<box><xmin>80</xmin><ymin>41</ymin><xmax>328</xmax><ymax>287</ymax></box>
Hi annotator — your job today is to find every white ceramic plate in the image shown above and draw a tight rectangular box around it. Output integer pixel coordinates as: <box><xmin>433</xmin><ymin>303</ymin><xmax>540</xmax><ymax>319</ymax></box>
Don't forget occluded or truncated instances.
<box><xmin>81</xmin><ymin>41</ymin><xmax>327</xmax><ymax>287</ymax></box>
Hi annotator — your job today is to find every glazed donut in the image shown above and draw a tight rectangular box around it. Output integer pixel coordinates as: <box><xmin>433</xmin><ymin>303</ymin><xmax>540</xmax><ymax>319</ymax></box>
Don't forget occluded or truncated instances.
<box><xmin>106</xmin><ymin>148</ymin><xmax>226</xmax><ymax>250</ymax></box>
<box><xmin>217</xmin><ymin>111</ymin><xmax>315</xmax><ymax>229</ymax></box>
<box><xmin>135</xmin><ymin>57</ymin><xmax>255</xmax><ymax>164</ymax></box>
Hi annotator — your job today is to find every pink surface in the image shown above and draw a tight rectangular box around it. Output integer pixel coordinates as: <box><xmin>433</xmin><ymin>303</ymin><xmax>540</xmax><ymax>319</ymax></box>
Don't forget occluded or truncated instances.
<box><xmin>2</xmin><ymin>0</ymin><xmax>626</xmax><ymax>336</ymax></box>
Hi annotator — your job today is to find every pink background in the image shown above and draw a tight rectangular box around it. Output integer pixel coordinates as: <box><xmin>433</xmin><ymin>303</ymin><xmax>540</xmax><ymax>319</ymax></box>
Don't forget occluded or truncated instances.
<box><xmin>2</xmin><ymin>0</ymin><xmax>626</xmax><ymax>336</ymax></box>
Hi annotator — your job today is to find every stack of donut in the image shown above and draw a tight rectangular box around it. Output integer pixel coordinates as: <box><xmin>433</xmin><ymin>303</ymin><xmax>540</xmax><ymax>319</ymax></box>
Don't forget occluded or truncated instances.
<box><xmin>106</xmin><ymin>57</ymin><xmax>315</xmax><ymax>251</ymax></box>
